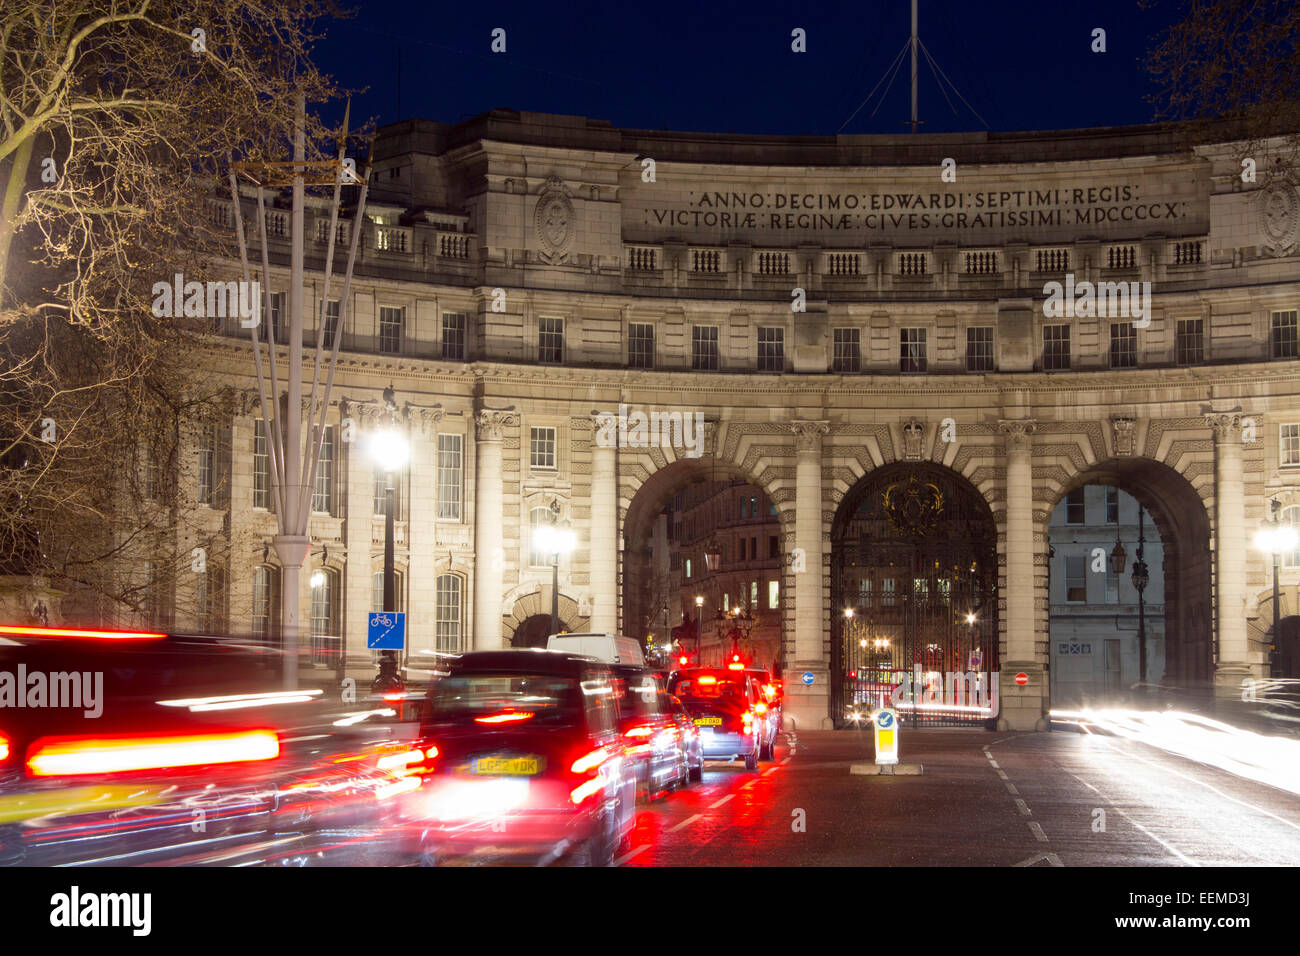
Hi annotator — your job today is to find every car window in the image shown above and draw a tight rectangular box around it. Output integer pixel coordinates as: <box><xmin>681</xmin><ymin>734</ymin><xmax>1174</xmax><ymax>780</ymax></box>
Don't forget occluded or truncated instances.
<box><xmin>672</xmin><ymin>675</ymin><xmax>750</xmax><ymax>702</ymax></box>
<box><xmin>426</xmin><ymin>672</ymin><xmax>583</xmax><ymax>726</ymax></box>
<box><xmin>582</xmin><ymin>667</ymin><xmax>618</xmax><ymax>736</ymax></box>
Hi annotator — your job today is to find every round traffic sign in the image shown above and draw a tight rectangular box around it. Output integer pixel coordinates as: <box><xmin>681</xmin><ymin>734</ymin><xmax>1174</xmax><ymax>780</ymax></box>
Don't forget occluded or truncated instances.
<box><xmin>1015</xmin><ymin>672</ymin><xmax>1029</xmax><ymax>686</ymax></box>
<box><xmin>877</xmin><ymin>710</ymin><xmax>895</xmax><ymax>729</ymax></box>
<box><xmin>801</xmin><ymin>671</ymin><xmax>815</xmax><ymax>686</ymax></box>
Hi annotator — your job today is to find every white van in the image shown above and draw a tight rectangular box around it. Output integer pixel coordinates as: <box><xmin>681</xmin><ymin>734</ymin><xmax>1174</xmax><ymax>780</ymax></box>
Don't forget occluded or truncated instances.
<box><xmin>546</xmin><ymin>632</ymin><xmax>645</xmax><ymax>667</ymax></box>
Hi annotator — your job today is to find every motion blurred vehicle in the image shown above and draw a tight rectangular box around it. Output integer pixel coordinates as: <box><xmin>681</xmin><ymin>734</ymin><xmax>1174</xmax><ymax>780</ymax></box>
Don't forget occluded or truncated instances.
<box><xmin>667</xmin><ymin>694</ymin><xmax>704</xmax><ymax>782</ymax></box>
<box><xmin>547</xmin><ymin>632</ymin><xmax>645</xmax><ymax>666</ymax></box>
<box><xmin>610</xmin><ymin>664</ymin><xmax>690</xmax><ymax>799</ymax></box>
<box><xmin>743</xmin><ymin>667</ymin><xmax>782</xmax><ymax>760</ymax></box>
<box><xmin>667</xmin><ymin>668</ymin><xmax>762</xmax><ymax>771</ymax></box>
<box><xmin>401</xmin><ymin>649</ymin><xmax>636</xmax><ymax>866</ymax></box>
<box><xmin>0</xmin><ymin>626</ymin><xmax>401</xmax><ymax>867</ymax></box>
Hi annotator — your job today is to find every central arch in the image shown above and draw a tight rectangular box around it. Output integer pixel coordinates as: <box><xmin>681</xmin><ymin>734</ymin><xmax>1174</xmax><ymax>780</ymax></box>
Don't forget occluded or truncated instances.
<box><xmin>830</xmin><ymin>462</ymin><xmax>1000</xmax><ymax>728</ymax></box>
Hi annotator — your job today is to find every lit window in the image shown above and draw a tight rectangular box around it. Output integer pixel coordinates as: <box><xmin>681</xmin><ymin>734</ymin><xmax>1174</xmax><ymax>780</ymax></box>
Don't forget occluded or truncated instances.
<box><xmin>436</xmin><ymin>575</ymin><xmax>463</xmax><ymax>653</ymax></box>
<box><xmin>379</xmin><ymin>306</ymin><xmax>403</xmax><ymax>354</ymax></box>
<box><xmin>437</xmin><ymin>433</ymin><xmax>463</xmax><ymax>520</ymax></box>
<box><xmin>1281</xmin><ymin>423</ymin><xmax>1300</xmax><ymax>467</ymax></box>
<box><xmin>530</xmin><ymin>427</ymin><xmax>557</xmax><ymax>469</ymax></box>
<box><xmin>768</xmin><ymin>581</ymin><xmax>779</xmax><ymax>609</ymax></box>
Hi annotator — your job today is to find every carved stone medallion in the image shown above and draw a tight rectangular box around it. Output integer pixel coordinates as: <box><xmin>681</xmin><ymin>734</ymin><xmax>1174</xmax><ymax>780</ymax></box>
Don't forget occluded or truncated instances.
<box><xmin>534</xmin><ymin>176</ymin><xmax>575</xmax><ymax>264</ymax></box>
<box><xmin>1259</xmin><ymin>179</ymin><xmax>1299</xmax><ymax>258</ymax></box>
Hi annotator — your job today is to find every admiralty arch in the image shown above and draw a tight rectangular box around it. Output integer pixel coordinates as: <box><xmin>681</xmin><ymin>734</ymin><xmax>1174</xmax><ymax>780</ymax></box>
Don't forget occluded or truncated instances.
<box><xmin>187</xmin><ymin>109</ymin><xmax>1300</xmax><ymax>732</ymax></box>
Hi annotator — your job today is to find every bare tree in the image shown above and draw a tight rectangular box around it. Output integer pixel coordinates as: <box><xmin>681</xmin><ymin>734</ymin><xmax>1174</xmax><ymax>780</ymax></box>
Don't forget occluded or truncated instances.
<box><xmin>0</xmin><ymin>1</ymin><xmax>350</xmax><ymax>624</ymax></box>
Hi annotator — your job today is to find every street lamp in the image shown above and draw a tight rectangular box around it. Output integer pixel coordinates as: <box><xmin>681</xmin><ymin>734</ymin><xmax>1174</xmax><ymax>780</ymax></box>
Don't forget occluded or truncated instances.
<box><xmin>535</xmin><ymin>519</ymin><xmax>577</xmax><ymax>638</ymax></box>
<box><xmin>694</xmin><ymin>595</ymin><xmax>704</xmax><ymax>663</ymax></box>
<box><xmin>1255</xmin><ymin>498</ymin><xmax>1298</xmax><ymax>676</ymax></box>
<box><xmin>369</xmin><ymin>386</ymin><xmax>409</xmax><ymax>694</ymax></box>
<box><xmin>1130</xmin><ymin>507</ymin><xmax>1151</xmax><ymax>686</ymax></box>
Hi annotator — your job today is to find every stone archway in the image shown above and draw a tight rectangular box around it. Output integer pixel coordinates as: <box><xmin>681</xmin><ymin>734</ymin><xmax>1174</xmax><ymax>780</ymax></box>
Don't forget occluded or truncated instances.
<box><xmin>1045</xmin><ymin>458</ymin><xmax>1212</xmax><ymax>692</ymax></box>
<box><xmin>511</xmin><ymin>614</ymin><xmax>555</xmax><ymax>648</ymax></box>
<box><xmin>503</xmin><ymin>587</ymin><xmax>585</xmax><ymax>646</ymax></box>
<box><xmin>1273</xmin><ymin>616</ymin><xmax>1300</xmax><ymax>679</ymax></box>
<box><xmin>830</xmin><ymin>461</ymin><xmax>1000</xmax><ymax>728</ymax></box>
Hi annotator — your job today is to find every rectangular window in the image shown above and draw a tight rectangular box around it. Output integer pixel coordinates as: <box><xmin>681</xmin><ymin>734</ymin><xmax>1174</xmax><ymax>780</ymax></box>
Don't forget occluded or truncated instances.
<box><xmin>312</xmin><ymin>425</ymin><xmax>335</xmax><ymax>514</ymax></box>
<box><xmin>769</xmin><ymin>535</ymin><xmax>779</xmax><ymax>559</ymax></box>
<box><xmin>253</xmin><ymin>420</ymin><xmax>269</xmax><ymax>510</ymax></box>
<box><xmin>442</xmin><ymin>312</ymin><xmax>466</xmax><ymax>361</ymax></box>
<box><xmin>751</xmin><ymin>581</ymin><xmax>758</xmax><ymax>607</ymax></box>
<box><xmin>322</xmin><ymin>299</ymin><xmax>340</xmax><ymax>348</ymax></box>
<box><xmin>530</xmin><ymin>426</ymin><xmax>557</xmax><ymax>469</ymax></box>
<box><xmin>858</xmin><ymin>578</ymin><xmax>872</xmax><ymax>608</ymax></box>
<box><xmin>628</xmin><ymin>323</ymin><xmax>655</xmax><ymax>369</ymax></box>
<box><xmin>692</xmin><ymin>326</ymin><xmax>719</xmax><ymax>371</ymax></box>
<box><xmin>900</xmin><ymin>328</ymin><xmax>927</xmax><ymax>373</ymax></box>
<box><xmin>538</xmin><ymin>316</ymin><xmax>564</xmax><ymax>364</ymax></box>
<box><xmin>1281</xmin><ymin>423</ymin><xmax>1300</xmax><ymax>467</ymax></box>
<box><xmin>966</xmin><ymin>327</ymin><xmax>994</xmax><ymax>371</ymax></box>
<box><xmin>1110</xmin><ymin>322</ymin><xmax>1137</xmax><ymax>368</ymax></box>
<box><xmin>1066</xmin><ymin>555</ymin><xmax>1087</xmax><ymax>603</ymax></box>
<box><xmin>269</xmin><ymin>292</ymin><xmax>287</xmax><ymax>345</ymax></box>
<box><xmin>1175</xmin><ymin>318</ymin><xmax>1204</xmax><ymax>365</ymax></box>
<box><xmin>1066</xmin><ymin>488</ymin><xmax>1085</xmax><ymax>525</ymax></box>
<box><xmin>379</xmin><ymin>306</ymin><xmax>403</xmax><ymax>354</ymax></box>
<box><xmin>371</xmin><ymin>570</ymin><xmax>404</xmax><ymax>613</ymax></box>
<box><xmin>832</xmin><ymin>328</ymin><xmax>861</xmax><ymax>372</ymax></box>
<box><xmin>768</xmin><ymin>581</ymin><xmax>779</xmax><ymax>610</ymax></box>
<box><xmin>436</xmin><ymin>575</ymin><xmax>462</xmax><ymax>654</ymax></box>
<box><xmin>881</xmin><ymin>578</ymin><xmax>896</xmax><ymax>607</ymax></box>
<box><xmin>1105</xmin><ymin>567</ymin><xmax>1119</xmax><ymax>604</ymax></box>
<box><xmin>1272</xmin><ymin>310</ymin><xmax>1298</xmax><ymax>359</ymax></box>
<box><xmin>437</xmin><ymin>433</ymin><xmax>463</xmax><ymax>519</ymax></box>
<box><xmin>198</xmin><ymin>423</ymin><xmax>217</xmax><ymax>506</ymax></box>
<box><xmin>252</xmin><ymin>568</ymin><xmax>273</xmax><ymax>641</ymax></box>
<box><xmin>1105</xmin><ymin>487</ymin><xmax>1119</xmax><ymax>524</ymax></box>
<box><xmin>685</xmin><ymin>559</ymin><xmax>692</xmax><ymax>579</ymax></box>
<box><xmin>757</xmin><ymin>327</ymin><xmax>784</xmax><ymax>372</ymax></box>
<box><xmin>373</xmin><ymin>467</ymin><xmax>405</xmax><ymax>520</ymax></box>
<box><xmin>1043</xmin><ymin>324</ymin><xmax>1071</xmax><ymax>370</ymax></box>
<box><xmin>198</xmin><ymin>567</ymin><xmax>226</xmax><ymax>634</ymax></box>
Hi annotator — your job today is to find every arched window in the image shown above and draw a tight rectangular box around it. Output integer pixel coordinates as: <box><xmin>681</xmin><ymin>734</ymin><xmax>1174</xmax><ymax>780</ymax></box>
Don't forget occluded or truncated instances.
<box><xmin>252</xmin><ymin>566</ymin><xmax>280</xmax><ymax>643</ymax></box>
<box><xmin>529</xmin><ymin>507</ymin><xmax>553</xmax><ymax>568</ymax></box>
<box><xmin>371</xmin><ymin>569</ymin><xmax>405</xmax><ymax>612</ymax></box>
<box><xmin>309</xmin><ymin>568</ymin><xmax>340</xmax><ymax>666</ymax></box>
<box><xmin>1283</xmin><ymin>506</ymin><xmax>1300</xmax><ymax>569</ymax></box>
<box><xmin>435</xmin><ymin>574</ymin><xmax>463</xmax><ymax>654</ymax></box>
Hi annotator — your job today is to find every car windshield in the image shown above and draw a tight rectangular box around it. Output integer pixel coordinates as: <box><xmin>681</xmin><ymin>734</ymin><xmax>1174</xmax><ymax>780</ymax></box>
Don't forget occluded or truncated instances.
<box><xmin>426</xmin><ymin>672</ymin><xmax>583</xmax><ymax>726</ymax></box>
<box><xmin>615</xmin><ymin>675</ymin><xmax>661</xmax><ymax>719</ymax></box>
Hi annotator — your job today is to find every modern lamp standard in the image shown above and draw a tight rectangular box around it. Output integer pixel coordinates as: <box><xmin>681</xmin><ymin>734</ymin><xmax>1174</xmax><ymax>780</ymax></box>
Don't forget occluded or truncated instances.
<box><xmin>1109</xmin><ymin>506</ymin><xmax>1152</xmax><ymax>687</ymax></box>
<box><xmin>694</xmin><ymin>595</ymin><xmax>704</xmax><ymax>663</ymax></box>
<box><xmin>535</xmin><ymin>520</ymin><xmax>577</xmax><ymax>638</ymax></box>
<box><xmin>1255</xmin><ymin>498</ymin><xmax>1298</xmax><ymax>676</ymax></box>
<box><xmin>369</xmin><ymin>387</ymin><xmax>409</xmax><ymax>694</ymax></box>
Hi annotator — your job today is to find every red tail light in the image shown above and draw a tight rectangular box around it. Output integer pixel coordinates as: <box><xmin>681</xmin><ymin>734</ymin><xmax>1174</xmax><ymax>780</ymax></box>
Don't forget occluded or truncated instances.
<box><xmin>742</xmin><ymin>711</ymin><xmax>754</xmax><ymax>725</ymax></box>
<box><xmin>754</xmin><ymin>702</ymin><xmax>768</xmax><ymax>715</ymax></box>
<box><xmin>26</xmin><ymin>730</ymin><xmax>280</xmax><ymax>777</ymax></box>
<box><xmin>679</xmin><ymin>656</ymin><xmax>688</xmax><ymax>665</ymax></box>
<box><xmin>624</xmin><ymin>726</ymin><xmax>654</xmax><ymax>738</ymax></box>
<box><xmin>728</xmin><ymin>663</ymin><xmax>744</xmax><ymax>670</ymax></box>
<box><xmin>0</xmin><ymin>625</ymin><xmax>166</xmax><ymax>641</ymax></box>
<box><xmin>0</xmin><ymin>734</ymin><xmax>8</xmax><ymax>762</ymax></box>
<box><xmin>570</xmin><ymin>747</ymin><xmax>612</xmax><ymax>775</ymax></box>
<box><xmin>474</xmin><ymin>711</ymin><xmax>535</xmax><ymax>725</ymax></box>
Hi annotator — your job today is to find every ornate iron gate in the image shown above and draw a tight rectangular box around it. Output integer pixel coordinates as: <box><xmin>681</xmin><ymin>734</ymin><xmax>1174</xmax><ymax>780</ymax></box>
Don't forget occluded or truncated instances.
<box><xmin>831</xmin><ymin>465</ymin><xmax>999</xmax><ymax>728</ymax></box>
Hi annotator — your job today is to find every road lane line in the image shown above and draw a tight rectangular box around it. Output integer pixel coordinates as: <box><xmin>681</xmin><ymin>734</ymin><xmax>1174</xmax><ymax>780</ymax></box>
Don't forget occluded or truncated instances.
<box><xmin>1027</xmin><ymin>822</ymin><xmax>1049</xmax><ymax>843</ymax></box>
<box><xmin>781</xmin><ymin>757</ymin><xmax>792</xmax><ymax>764</ymax></box>
<box><xmin>741</xmin><ymin>780</ymin><xmax>756</xmax><ymax>789</ymax></box>
<box><xmin>1005</xmin><ymin>782</ymin><xmax>1019</xmax><ymax>795</ymax></box>
<box><xmin>1064</xmin><ymin>767</ymin><xmax>1201</xmax><ymax>866</ymax></box>
<box><xmin>988</xmin><ymin>759</ymin><xmax>1000</xmax><ymax>768</ymax></box>
<box><xmin>1014</xmin><ymin>798</ymin><xmax>1032</xmax><ymax>816</ymax></box>
<box><xmin>709</xmin><ymin>794</ymin><xmax>735</xmax><ymax>809</ymax></box>
<box><xmin>995</xmin><ymin>769</ymin><xmax>1008</xmax><ymax>779</ymax></box>
<box><xmin>667</xmin><ymin>813</ymin><xmax>703</xmax><ymax>833</ymax></box>
<box><xmin>614</xmin><ymin>845</ymin><xmax>648</xmax><ymax>866</ymax></box>
<box><xmin>763</xmin><ymin>767</ymin><xmax>779</xmax><ymax>776</ymax></box>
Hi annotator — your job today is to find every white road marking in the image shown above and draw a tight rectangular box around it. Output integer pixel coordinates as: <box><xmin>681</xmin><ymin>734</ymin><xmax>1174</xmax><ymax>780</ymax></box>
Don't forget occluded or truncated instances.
<box><xmin>667</xmin><ymin>813</ymin><xmax>703</xmax><ymax>833</ymax></box>
<box><xmin>763</xmin><ymin>766</ymin><xmax>779</xmax><ymax>776</ymax></box>
<box><xmin>988</xmin><ymin>759</ymin><xmax>1000</xmax><ymax>768</ymax></box>
<box><xmin>1028</xmin><ymin>822</ymin><xmax>1049</xmax><ymax>842</ymax></box>
<box><xmin>781</xmin><ymin>756</ymin><xmax>792</xmax><ymax>764</ymax></box>
<box><xmin>709</xmin><ymin>794</ymin><xmax>735</xmax><ymax>809</ymax></box>
<box><xmin>1014</xmin><ymin>798</ymin><xmax>1032</xmax><ymax>816</ymax></box>
<box><xmin>741</xmin><ymin>781</ymin><xmax>756</xmax><ymax>790</ymax></box>
<box><xmin>1004</xmin><ymin>782</ymin><xmax>1019</xmax><ymax>795</ymax></box>
<box><xmin>614</xmin><ymin>845</ymin><xmax>648</xmax><ymax>866</ymax></box>
<box><xmin>1065</xmin><ymin>766</ymin><xmax>1200</xmax><ymax>866</ymax></box>
<box><xmin>1014</xmin><ymin>851</ymin><xmax>1063</xmax><ymax>866</ymax></box>
<box><xmin>995</xmin><ymin>769</ymin><xmax>1008</xmax><ymax>779</ymax></box>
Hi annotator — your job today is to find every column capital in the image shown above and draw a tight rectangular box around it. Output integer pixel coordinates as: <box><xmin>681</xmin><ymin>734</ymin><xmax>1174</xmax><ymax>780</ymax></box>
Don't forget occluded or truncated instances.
<box><xmin>997</xmin><ymin>419</ymin><xmax>1037</xmax><ymax>449</ymax></box>
<box><xmin>475</xmin><ymin>407</ymin><xmax>518</xmax><ymax>442</ymax></box>
<box><xmin>1204</xmin><ymin>411</ymin><xmax>1258</xmax><ymax>442</ymax></box>
<box><xmin>789</xmin><ymin>419</ymin><xmax>829</xmax><ymax>453</ymax></box>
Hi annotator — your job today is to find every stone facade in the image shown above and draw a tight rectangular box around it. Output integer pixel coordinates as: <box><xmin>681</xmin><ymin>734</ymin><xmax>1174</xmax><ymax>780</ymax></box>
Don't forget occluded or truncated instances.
<box><xmin>146</xmin><ymin>110</ymin><xmax>1300</xmax><ymax>731</ymax></box>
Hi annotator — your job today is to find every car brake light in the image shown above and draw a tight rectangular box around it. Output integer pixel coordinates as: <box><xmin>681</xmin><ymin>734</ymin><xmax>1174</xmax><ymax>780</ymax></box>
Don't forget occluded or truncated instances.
<box><xmin>698</xmin><ymin>676</ymin><xmax>717</xmax><ymax>685</ymax></box>
<box><xmin>474</xmin><ymin>711</ymin><xmax>535</xmax><ymax>724</ymax></box>
<box><xmin>742</xmin><ymin>712</ymin><xmax>754</xmax><ymax>724</ymax></box>
<box><xmin>0</xmin><ymin>734</ymin><xmax>7</xmax><ymax>761</ymax></box>
<box><xmin>754</xmin><ymin>702</ymin><xmax>768</xmax><ymax>715</ymax></box>
<box><xmin>728</xmin><ymin>663</ymin><xmax>744</xmax><ymax>670</ymax></box>
<box><xmin>26</xmin><ymin>730</ymin><xmax>280</xmax><ymax>777</ymax></box>
<box><xmin>624</xmin><ymin>726</ymin><xmax>654</xmax><ymax>738</ymax></box>
<box><xmin>679</xmin><ymin>656</ymin><xmax>688</xmax><ymax>665</ymax></box>
<box><xmin>570</xmin><ymin>747</ymin><xmax>611</xmax><ymax>774</ymax></box>
<box><xmin>376</xmin><ymin>749</ymin><xmax>425</xmax><ymax>772</ymax></box>
<box><xmin>425</xmin><ymin>745</ymin><xmax>439</xmax><ymax>760</ymax></box>
<box><xmin>570</xmin><ymin>746</ymin><xmax>615</xmax><ymax>803</ymax></box>
<box><xmin>0</xmin><ymin>625</ymin><xmax>166</xmax><ymax>641</ymax></box>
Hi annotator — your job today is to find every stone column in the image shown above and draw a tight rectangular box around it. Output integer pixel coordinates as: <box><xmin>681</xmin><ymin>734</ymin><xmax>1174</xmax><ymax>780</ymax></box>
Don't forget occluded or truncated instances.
<box><xmin>589</xmin><ymin>418</ymin><xmax>618</xmax><ymax>634</ymax></box>
<box><xmin>997</xmin><ymin>419</ymin><xmax>1044</xmax><ymax>731</ymax></box>
<box><xmin>473</xmin><ymin>409</ymin><xmax>515</xmax><ymax>649</ymax></box>
<box><xmin>1207</xmin><ymin>412</ymin><xmax>1250</xmax><ymax>697</ymax></box>
<box><xmin>787</xmin><ymin>420</ymin><xmax>830</xmax><ymax>730</ymax></box>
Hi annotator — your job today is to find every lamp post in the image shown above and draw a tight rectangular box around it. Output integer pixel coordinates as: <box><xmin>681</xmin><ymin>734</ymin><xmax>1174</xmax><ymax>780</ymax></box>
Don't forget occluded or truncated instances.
<box><xmin>369</xmin><ymin>387</ymin><xmax>409</xmax><ymax>693</ymax></box>
<box><xmin>1255</xmin><ymin>498</ymin><xmax>1298</xmax><ymax>677</ymax></box>
<box><xmin>536</xmin><ymin>513</ymin><xmax>577</xmax><ymax>638</ymax></box>
<box><xmin>1132</xmin><ymin>507</ymin><xmax>1150</xmax><ymax>685</ymax></box>
<box><xmin>694</xmin><ymin>595</ymin><xmax>704</xmax><ymax>663</ymax></box>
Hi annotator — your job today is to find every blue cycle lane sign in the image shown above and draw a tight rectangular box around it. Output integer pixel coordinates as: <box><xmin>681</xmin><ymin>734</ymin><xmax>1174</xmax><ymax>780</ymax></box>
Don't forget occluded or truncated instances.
<box><xmin>801</xmin><ymin>671</ymin><xmax>815</xmax><ymax>686</ymax></box>
<box><xmin>873</xmin><ymin>707</ymin><xmax>899</xmax><ymax>766</ymax></box>
<box><xmin>367</xmin><ymin>611</ymin><xmax>406</xmax><ymax>650</ymax></box>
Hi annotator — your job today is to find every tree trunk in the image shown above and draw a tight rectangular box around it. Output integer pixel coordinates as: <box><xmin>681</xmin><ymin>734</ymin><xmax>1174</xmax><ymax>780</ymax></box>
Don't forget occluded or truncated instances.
<box><xmin>0</xmin><ymin>134</ymin><xmax>35</xmax><ymax>306</ymax></box>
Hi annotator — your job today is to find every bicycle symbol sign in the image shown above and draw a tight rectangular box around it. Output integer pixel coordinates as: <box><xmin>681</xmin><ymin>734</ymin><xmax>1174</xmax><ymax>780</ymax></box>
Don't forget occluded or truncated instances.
<box><xmin>367</xmin><ymin>611</ymin><xmax>406</xmax><ymax>650</ymax></box>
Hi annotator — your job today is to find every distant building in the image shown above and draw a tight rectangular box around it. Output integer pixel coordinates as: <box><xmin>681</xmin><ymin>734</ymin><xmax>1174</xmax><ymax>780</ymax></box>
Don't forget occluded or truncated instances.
<box><xmin>1048</xmin><ymin>486</ymin><xmax>1166</xmax><ymax>707</ymax></box>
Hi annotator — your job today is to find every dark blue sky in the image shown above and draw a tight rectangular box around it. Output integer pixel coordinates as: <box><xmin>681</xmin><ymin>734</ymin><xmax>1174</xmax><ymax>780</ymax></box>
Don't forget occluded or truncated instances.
<box><xmin>313</xmin><ymin>0</ymin><xmax>1180</xmax><ymax>136</ymax></box>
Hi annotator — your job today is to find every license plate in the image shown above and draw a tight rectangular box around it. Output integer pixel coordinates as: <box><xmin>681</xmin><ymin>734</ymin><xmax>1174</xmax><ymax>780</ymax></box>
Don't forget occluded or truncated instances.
<box><xmin>694</xmin><ymin>717</ymin><xmax>722</xmax><ymax>726</ymax></box>
<box><xmin>472</xmin><ymin>757</ymin><xmax>541</xmax><ymax>776</ymax></box>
